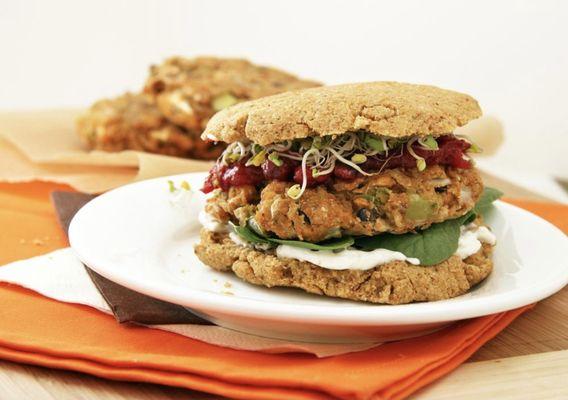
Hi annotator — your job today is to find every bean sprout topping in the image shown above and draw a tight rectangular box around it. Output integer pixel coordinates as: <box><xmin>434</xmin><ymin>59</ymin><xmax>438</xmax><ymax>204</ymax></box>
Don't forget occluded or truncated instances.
<box><xmin>204</xmin><ymin>132</ymin><xmax>476</xmax><ymax>197</ymax></box>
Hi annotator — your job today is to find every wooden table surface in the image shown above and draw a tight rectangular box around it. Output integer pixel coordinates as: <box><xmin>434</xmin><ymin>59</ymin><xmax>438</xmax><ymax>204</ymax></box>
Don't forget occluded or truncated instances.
<box><xmin>0</xmin><ymin>172</ymin><xmax>566</xmax><ymax>399</ymax></box>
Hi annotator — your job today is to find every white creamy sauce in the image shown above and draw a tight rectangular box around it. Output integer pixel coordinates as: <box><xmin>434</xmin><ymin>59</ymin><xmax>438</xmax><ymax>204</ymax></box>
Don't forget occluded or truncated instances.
<box><xmin>229</xmin><ymin>231</ymin><xmax>250</xmax><ymax>247</ymax></box>
<box><xmin>198</xmin><ymin>210</ymin><xmax>229</xmax><ymax>233</ymax></box>
<box><xmin>198</xmin><ymin>213</ymin><xmax>496</xmax><ymax>270</ymax></box>
<box><xmin>456</xmin><ymin>223</ymin><xmax>497</xmax><ymax>259</ymax></box>
<box><xmin>273</xmin><ymin>224</ymin><xmax>496</xmax><ymax>270</ymax></box>
<box><xmin>276</xmin><ymin>246</ymin><xmax>419</xmax><ymax>270</ymax></box>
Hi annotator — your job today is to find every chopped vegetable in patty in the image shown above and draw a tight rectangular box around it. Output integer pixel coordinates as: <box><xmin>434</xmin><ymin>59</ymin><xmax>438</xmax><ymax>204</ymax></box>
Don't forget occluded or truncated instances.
<box><xmin>205</xmin><ymin>164</ymin><xmax>482</xmax><ymax>242</ymax></box>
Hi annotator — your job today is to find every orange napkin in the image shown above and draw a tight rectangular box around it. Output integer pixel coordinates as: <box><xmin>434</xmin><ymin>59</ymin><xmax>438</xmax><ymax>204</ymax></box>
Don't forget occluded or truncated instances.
<box><xmin>0</xmin><ymin>182</ymin><xmax>566</xmax><ymax>400</ymax></box>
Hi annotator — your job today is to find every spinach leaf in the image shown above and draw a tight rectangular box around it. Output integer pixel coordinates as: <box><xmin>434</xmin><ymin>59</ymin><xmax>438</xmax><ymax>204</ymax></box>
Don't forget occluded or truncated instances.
<box><xmin>268</xmin><ymin>235</ymin><xmax>354</xmax><ymax>251</ymax></box>
<box><xmin>230</xmin><ymin>222</ymin><xmax>354</xmax><ymax>251</ymax></box>
<box><xmin>230</xmin><ymin>223</ymin><xmax>272</xmax><ymax>246</ymax></box>
<box><xmin>474</xmin><ymin>187</ymin><xmax>503</xmax><ymax>215</ymax></box>
<box><xmin>353</xmin><ymin>186</ymin><xmax>501</xmax><ymax>266</ymax></box>
<box><xmin>354</xmin><ymin>215</ymin><xmax>468</xmax><ymax>266</ymax></box>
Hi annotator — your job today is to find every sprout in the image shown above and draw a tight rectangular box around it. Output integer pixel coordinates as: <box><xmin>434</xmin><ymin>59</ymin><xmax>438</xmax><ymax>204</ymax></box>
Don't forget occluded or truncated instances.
<box><xmin>417</xmin><ymin>135</ymin><xmax>438</xmax><ymax>150</ymax></box>
<box><xmin>312</xmin><ymin>136</ymin><xmax>332</xmax><ymax>150</ymax></box>
<box><xmin>271</xmin><ymin>140</ymin><xmax>293</xmax><ymax>152</ymax></box>
<box><xmin>293</xmin><ymin>147</ymin><xmax>319</xmax><ymax>198</ymax></box>
<box><xmin>312</xmin><ymin>137</ymin><xmax>323</xmax><ymax>149</ymax></box>
<box><xmin>300</xmin><ymin>138</ymin><xmax>313</xmax><ymax>150</ymax></box>
<box><xmin>225</xmin><ymin>153</ymin><xmax>241</xmax><ymax>163</ymax></box>
<box><xmin>364</xmin><ymin>135</ymin><xmax>387</xmax><ymax>153</ymax></box>
<box><xmin>246</xmin><ymin>149</ymin><xmax>266</xmax><ymax>166</ymax></box>
<box><xmin>406</xmin><ymin>138</ymin><xmax>427</xmax><ymax>172</ymax></box>
<box><xmin>167</xmin><ymin>180</ymin><xmax>176</xmax><ymax>193</ymax></box>
<box><xmin>287</xmin><ymin>184</ymin><xmax>302</xmax><ymax>199</ymax></box>
<box><xmin>456</xmin><ymin>135</ymin><xmax>483</xmax><ymax>153</ymax></box>
<box><xmin>268</xmin><ymin>152</ymin><xmax>283</xmax><ymax>166</ymax></box>
<box><xmin>168</xmin><ymin>180</ymin><xmax>191</xmax><ymax>192</ymax></box>
<box><xmin>351</xmin><ymin>154</ymin><xmax>367</xmax><ymax>164</ymax></box>
<box><xmin>216</xmin><ymin>131</ymin><xmax>444</xmax><ymax>198</ymax></box>
<box><xmin>236</xmin><ymin>142</ymin><xmax>247</xmax><ymax>156</ymax></box>
<box><xmin>469</xmin><ymin>142</ymin><xmax>482</xmax><ymax>153</ymax></box>
<box><xmin>222</xmin><ymin>142</ymin><xmax>248</xmax><ymax>164</ymax></box>
<box><xmin>328</xmin><ymin>147</ymin><xmax>373</xmax><ymax>176</ymax></box>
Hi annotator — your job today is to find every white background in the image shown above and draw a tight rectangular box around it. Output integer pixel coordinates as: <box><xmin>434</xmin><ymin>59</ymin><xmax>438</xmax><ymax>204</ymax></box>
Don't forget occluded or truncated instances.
<box><xmin>1</xmin><ymin>0</ymin><xmax>567</xmax><ymax>184</ymax></box>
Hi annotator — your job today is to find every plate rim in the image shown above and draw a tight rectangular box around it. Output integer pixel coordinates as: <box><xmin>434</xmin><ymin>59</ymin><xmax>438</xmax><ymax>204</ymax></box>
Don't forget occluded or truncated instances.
<box><xmin>69</xmin><ymin>172</ymin><xmax>568</xmax><ymax>326</ymax></box>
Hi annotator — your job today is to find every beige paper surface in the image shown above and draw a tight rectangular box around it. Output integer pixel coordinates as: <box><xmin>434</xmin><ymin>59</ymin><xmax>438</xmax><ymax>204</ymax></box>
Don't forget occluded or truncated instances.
<box><xmin>0</xmin><ymin>138</ymin><xmax>137</xmax><ymax>193</ymax></box>
<box><xmin>0</xmin><ymin>110</ymin><xmax>213</xmax><ymax>193</ymax></box>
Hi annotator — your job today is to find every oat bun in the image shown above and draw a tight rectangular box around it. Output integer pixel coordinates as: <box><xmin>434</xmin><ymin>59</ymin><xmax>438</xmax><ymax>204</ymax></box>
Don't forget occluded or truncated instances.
<box><xmin>203</xmin><ymin>81</ymin><xmax>482</xmax><ymax>145</ymax></box>
<box><xmin>194</xmin><ymin>229</ymin><xmax>493</xmax><ymax>305</ymax></box>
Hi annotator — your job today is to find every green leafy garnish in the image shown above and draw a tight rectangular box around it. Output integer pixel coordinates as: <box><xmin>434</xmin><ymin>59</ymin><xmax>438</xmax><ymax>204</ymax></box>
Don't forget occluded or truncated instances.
<box><xmin>247</xmin><ymin>149</ymin><xmax>266</xmax><ymax>166</ymax></box>
<box><xmin>230</xmin><ymin>222</ymin><xmax>354</xmax><ymax>251</ymax></box>
<box><xmin>230</xmin><ymin>222</ymin><xmax>272</xmax><ymax>246</ymax></box>
<box><xmin>364</xmin><ymin>135</ymin><xmax>387</xmax><ymax>153</ymax></box>
<box><xmin>474</xmin><ymin>187</ymin><xmax>504</xmax><ymax>215</ymax></box>
<box><xmin>268</xmin><ymin>236</ymin><xmax>354</xmax><ymax>251</ymax></box>
<box><xmin>312</xmin><ymin>137</ymin><xmax>323</xmax><ymax>149</ymax></box>
<box><xmin>354</xmin><ymin>211</ymin><xmax>474</xmax><ymax>266</ymax></box>
<box><xmin>419</xmin><ymin>135</ymin><xmax>439</xmax><ymax>150</ymax></box>
<box><xmin>268</xmin><ymin>152</ymin><xmax>283</xmax><ymax>166</ymax></box>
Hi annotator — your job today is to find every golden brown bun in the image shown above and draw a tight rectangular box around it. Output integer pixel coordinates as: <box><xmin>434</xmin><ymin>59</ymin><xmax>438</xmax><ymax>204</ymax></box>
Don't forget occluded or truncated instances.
<box><xmin>203</xmin><ymin>81</ymin><xmax>482</xmax><ymax>145</ymax></box>
<box><xmin>194</xmin><ymin>229</ymin><xmax>493</xmax><ymax>305</ymax></box>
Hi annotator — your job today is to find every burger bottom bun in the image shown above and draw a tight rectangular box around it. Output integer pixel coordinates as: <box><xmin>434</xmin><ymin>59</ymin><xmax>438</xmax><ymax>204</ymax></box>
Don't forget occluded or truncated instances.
<box><xmin>194</xmin><ymin>229</ymin><xmax>493</xmax><ymax>305</ymax></box>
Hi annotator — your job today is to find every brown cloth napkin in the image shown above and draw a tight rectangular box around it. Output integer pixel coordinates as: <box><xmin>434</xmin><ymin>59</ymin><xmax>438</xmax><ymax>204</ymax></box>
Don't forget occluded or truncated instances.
<box><xmin>50</xmin><ymin>191</ymin><xmax>212</xmax><ymax>325</ymax></box>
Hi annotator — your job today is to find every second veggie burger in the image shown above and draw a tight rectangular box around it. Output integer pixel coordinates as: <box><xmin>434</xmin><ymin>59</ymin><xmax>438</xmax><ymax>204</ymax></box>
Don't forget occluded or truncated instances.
<box><xmin>195</xmin><ymin>82</ymin><xmax>501</xmax><ymax>304</ymax></box>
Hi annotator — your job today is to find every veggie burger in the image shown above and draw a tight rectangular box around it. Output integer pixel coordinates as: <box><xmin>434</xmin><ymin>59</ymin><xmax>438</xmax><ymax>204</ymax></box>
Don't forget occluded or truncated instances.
<box><xmin>194</xmin><ymin>82</ymin><xmax>501</xmax><ymax>304</ymax></box>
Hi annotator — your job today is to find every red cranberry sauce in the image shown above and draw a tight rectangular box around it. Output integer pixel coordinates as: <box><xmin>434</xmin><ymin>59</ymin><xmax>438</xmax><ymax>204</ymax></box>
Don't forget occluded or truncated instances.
<box><xmin>201</xmin><ymin>135</ymin><xmax>471</xmax><ymax>193</ymax></box>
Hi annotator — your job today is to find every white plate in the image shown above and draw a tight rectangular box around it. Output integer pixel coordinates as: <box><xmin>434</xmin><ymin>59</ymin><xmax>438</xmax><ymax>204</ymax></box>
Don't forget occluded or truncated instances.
<box><xmin>69</xmin><ymin>173</ymin><xmax>568</xmax><ymax>343</ymax></box>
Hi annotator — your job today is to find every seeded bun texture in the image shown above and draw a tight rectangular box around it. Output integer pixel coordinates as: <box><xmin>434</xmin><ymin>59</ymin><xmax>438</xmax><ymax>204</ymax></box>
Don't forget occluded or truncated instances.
<box><xmin>195</xmin><ymin>229</ymin><xmax>493</xmax><ymax>305</ymax></box>
<box><xmin>203</xmin><ymin>82</ymin><xmax>482</xmax><ymax>145</ymax></box>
